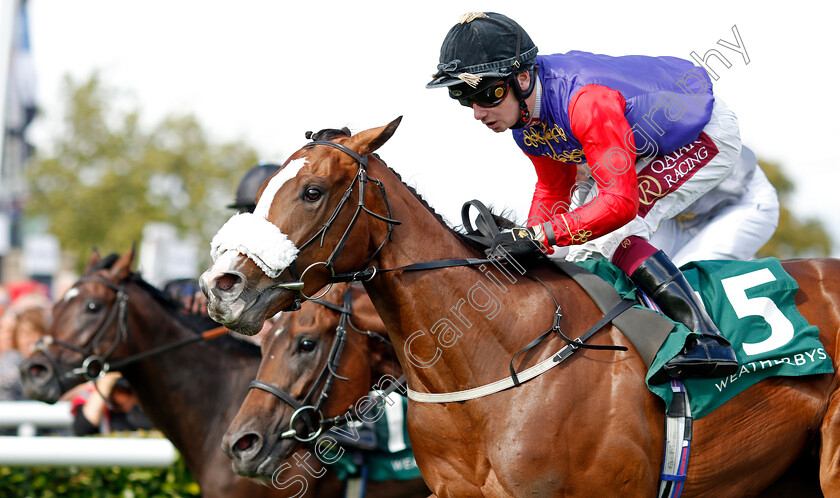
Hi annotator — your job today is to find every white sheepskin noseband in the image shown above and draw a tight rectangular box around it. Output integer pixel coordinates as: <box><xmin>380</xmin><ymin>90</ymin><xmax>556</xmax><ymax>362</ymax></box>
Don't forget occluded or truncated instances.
<box><xmin>209</xmin><ymin>157</ymin><xmax>309</xmax><ymax>278</ymax></box>
<box><xmin>210</xmin><ymin>213</ymin><xmax>299</xmax><ymax>278</ymax></box>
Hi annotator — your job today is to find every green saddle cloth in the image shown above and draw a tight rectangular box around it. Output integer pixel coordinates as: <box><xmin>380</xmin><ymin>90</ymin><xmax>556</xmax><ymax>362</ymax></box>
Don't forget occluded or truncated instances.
<box><xmin>577</xmin><ymin>257</ymin><xmax>834</xmax><ymax>419</ymax></box>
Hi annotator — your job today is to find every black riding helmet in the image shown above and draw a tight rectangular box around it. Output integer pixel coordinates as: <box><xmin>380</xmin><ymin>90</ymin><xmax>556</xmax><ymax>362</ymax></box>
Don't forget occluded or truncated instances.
<box><xmin>427</xmin><ymin>12</ymin><xmax>538</xmax><ymax>128</ymax></box>
<box><xmin>227</xmin><ymin>163</ymin><xmax>282</xmax><ymax>213</ymax></box>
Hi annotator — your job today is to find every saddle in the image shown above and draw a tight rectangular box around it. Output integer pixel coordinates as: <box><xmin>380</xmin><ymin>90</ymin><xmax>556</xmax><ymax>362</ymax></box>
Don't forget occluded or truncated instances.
<box><xmin>460</xmin><ymin>200</ymin><xmax>693</xmax><ymax>496</ymax></box>
<box><xmin>460</xmin><ymin>199</ymin><xmax>674</xmax><ymax>368</ymax></box>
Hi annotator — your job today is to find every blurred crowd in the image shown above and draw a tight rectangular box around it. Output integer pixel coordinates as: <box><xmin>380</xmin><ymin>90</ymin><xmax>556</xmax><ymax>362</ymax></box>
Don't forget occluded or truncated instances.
<box><xmin>0</xmin><ymin>279</ymin><xmax>151</xmax><ymax>437</ymax></box>
<box><xmin>0</xmin><ymin>165</ymin><xmax>280</xmax><ymax>439</ymax></box>
<box><xmin>0</xmin><ymin>280</ymin><xmax>52</xmax><ymax>403</ymax></box>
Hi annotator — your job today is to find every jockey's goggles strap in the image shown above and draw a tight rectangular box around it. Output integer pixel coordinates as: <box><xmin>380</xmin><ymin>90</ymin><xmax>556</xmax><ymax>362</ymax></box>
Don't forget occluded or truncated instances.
<box><xmin>509</xmin><ymin>66</ymin><xmax>537</xmax><ymax>129</ymax></box>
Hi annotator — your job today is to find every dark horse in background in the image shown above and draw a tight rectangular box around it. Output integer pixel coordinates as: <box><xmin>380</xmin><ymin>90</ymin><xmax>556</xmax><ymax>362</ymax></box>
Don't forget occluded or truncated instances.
<box><xmin>223</xmin><ymin>282</ymin><xmax>429</xmax><ymax>497</ymax></box>
<box><xmin>200</xmin><ymin>118</ymin><xmax>840</xmax><ymax>496</ymax></box>
<box><xmin>19</xmin><ymin>248</ymin><xmax>423</xmax><ymax>497</ymax></box>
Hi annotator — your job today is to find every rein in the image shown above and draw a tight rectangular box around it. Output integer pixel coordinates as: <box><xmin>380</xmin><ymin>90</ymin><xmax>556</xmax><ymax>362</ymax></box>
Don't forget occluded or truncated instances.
<box><xmin>34</xmin><ymin>275</ymin><xmax>229</xmax><ymax>391</ymax></box>
<box><xmin>248</xmin><ymin>288</ymin><xmax>404</xmax><ymax>443</ymax></box>
<box><xmin>265</xmin><ymin>142</ymin><xmax>628</xmax><ymax>402</ymax></box>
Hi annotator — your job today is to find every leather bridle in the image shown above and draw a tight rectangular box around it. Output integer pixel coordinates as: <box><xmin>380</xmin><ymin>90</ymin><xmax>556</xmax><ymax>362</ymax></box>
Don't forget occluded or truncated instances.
<box><xmin>266</xmin><ymin>140</ymin><xmax>401</xmax><ymax>310</ymax></box>
<box><xmin>248</xmin><ymin>288</ymin><xmax>402</xmax><ymax>443</ymax></box>
<box><xmin>32</xmin><ymin>275</ymin><xmax>228</xmax><ymax>394</ymax></box>
<box><xmin>252</xmin><ymin>138</ymin><xmax>628</xmax><ymax>393</ymax></box>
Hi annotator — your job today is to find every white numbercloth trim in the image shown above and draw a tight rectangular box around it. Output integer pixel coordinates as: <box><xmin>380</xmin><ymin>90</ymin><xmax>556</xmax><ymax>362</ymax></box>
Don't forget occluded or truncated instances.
<box><xmin>407</xmin><ymin>343</ymin><xmax>574</xmax><ymax>403</ymax></box>
<box><xmin>383</xmin><ymin>392</ymin><xmax>407</xmax><ymax>453</ymax></box>
<box><xmin>210</xmin><ymin>213</ymin><xmax>298</xmax><ymax>278</ymax></box>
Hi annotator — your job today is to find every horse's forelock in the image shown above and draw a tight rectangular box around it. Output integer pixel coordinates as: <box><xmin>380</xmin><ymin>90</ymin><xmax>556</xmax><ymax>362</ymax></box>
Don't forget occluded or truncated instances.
<box><xmin>304</xmin><ymin>127</ymin><xmax>352</xmax><ymax>142</ymax></box>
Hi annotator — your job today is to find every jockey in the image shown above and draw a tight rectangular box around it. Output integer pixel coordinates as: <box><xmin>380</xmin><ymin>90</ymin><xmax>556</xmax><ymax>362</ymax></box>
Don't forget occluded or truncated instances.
<box><xmin>227</xmin><ymin>163</ymin><xmax>282</xmax><ymax>214</ymax></box>
<box><xmin>426</xmin><ymin>12</ymin><xmax>778</xmax><ymax>382</ymax></box>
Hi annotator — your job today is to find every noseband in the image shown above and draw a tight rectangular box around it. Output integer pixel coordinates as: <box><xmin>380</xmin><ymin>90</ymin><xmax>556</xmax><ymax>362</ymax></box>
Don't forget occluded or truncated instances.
<box><xmin>249</xmin><ymin>288</ymin><xmax>354</xmax><ymax>442</ymax></box>
<box><xmin>269</xmin><ymin>140</ymin><xmax>401</xmax><ymax>309</ymax></box>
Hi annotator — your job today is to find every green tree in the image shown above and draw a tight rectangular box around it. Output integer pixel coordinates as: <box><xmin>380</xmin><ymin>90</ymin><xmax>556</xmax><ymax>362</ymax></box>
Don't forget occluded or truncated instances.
<box><xmin>24</xmin><ymin>73</ymin><xmax>259</xmax><ymax>272</ymax></box>
<box><xmin>756</xmin><ymin>158</ymin><xmax>832</xmax><ymax>259</ymax></box>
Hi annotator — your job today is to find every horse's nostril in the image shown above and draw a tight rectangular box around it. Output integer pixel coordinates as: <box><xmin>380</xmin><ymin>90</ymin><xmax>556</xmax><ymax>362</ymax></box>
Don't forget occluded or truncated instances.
<box><xmin>217</xmin><ymin>273</ymin><xmax>241</xmax><ymax>292</ymax></box>
<box><xmin>28</xmin><ymin>364</ymin><xmax>47</xmax><ymax>379</ymax></box>
<box><xmin>235</xmin><ymin>434</ymin><xmax>258</xmax><ymax>452</ymax></box>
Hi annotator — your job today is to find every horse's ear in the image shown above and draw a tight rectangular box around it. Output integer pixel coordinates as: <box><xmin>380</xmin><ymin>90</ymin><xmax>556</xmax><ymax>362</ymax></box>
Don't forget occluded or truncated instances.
<box><xmin>108</xmin><ymin>244</ymin><xmax>136</xmax><ymax>281</ymax></box>
<box><xmin>83</xmin><ymin>248</ymin><xmax>102</xmax><ymax>275</ymax></box>
<box><xmin>347</xmin><ymin>116</ymin><xmax>402</xmax><ymax>156</ymax></box>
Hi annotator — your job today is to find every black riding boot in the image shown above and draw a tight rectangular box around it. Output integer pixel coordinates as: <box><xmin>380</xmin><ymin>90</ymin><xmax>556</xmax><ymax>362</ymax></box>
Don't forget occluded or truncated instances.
<box><xmin>630</xmin><ymin>250</ymin><xmax>738</xmax><ymax>383</ymax></box>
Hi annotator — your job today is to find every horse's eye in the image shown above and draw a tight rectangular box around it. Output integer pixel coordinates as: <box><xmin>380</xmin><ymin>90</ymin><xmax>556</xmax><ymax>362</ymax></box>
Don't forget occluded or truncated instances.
<box><xmin>297</xmin><ymin>339</ymin><xmax>317</xmax><ymax>353</ymax></box>
<box><xmin>86</xmin><ymin>301</ymin><xmax>102</xmax><ymax>313</ymax></box>
<box><xmin>303</xmin><ymin>187</ymin><xmax>322</xmax><ymax>202</ymax></box>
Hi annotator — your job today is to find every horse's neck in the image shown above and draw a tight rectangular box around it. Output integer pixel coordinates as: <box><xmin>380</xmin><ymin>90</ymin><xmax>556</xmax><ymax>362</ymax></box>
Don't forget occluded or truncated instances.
<box><xmin>365</xmin><ymin>159</ymin><xmax>473</xmax><ymax>272</ymax></box>
<box><xmin>347</xmin><ymin>290</ymin><xmax>402</xmax><ymax>381</ymax></box>
<box><xmin>363</xmin><ymin>160</ymin><xmax>581</xmax><ymax>395</ymax></box>
<box><xmin>122</xmin><ymin>295</ymin><xmax>259</xmax><ymax>482</ymax></box>
<box><xmin>362</xmin><ymin>338</ymin><xmax>401</xmax><ymax>386</ymax></box>
<box><xmin>361</xmin><ymin>162</ymin><xmax>496</xmax><ymax>390</ymax></box>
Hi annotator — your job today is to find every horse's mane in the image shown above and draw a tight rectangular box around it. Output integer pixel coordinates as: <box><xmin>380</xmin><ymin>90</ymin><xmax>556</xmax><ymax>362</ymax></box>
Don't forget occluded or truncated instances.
<box><xmin>89</xmin><ymin>254</ymin><xmax>185</xmax><ymax>317</ymax></box>
<box><xmin>375</xmin><ymin>154</ymin><xmax>518</xmax><ymax>251</ymax></box>
<box><xmin>92</xmin><ymin>254</ymin><xmax>261</xmax><ymax>358</ymax></box>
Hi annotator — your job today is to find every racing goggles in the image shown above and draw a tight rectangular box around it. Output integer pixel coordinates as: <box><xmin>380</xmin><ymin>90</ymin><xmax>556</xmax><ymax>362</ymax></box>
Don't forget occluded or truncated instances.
<box><xmin>449</xmin><ymin>78</ymin><xmax>510</xmax><ymax>108</ymax></box>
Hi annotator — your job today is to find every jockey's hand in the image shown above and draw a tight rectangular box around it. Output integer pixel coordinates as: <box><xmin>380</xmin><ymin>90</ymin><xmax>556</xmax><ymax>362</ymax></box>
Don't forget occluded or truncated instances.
<box><xmin>188</xmin><ymin>291</ymin><xmax>209</xmax><ymax>317</ymax></box>
<box><xmin>488</xmin><ymin>226</ymin><xmax>548</xmax><ymax>259</ymax></box>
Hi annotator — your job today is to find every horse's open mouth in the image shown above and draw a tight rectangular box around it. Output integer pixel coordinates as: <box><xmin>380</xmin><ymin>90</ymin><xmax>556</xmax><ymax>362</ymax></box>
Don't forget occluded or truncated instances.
<box><xmin>218</xmin><ymin>286</ymin><xmax>290</xmax><ymax>336</ymax></box>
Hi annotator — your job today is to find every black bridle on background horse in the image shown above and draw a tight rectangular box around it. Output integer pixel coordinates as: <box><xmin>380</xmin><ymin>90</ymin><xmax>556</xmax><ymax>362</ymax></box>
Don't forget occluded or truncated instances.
<box><xmin>248</xmin><ymin>287</ymin><xmax>404</xmax><ymax>443</ymax></box>
<box><xmin>32</xmin><ymin>275</ymin><xmax>228</xmax><ymax>397</ymax></box>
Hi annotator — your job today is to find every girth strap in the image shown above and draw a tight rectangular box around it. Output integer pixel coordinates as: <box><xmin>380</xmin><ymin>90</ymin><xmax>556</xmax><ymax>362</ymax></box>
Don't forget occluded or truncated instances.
<box><xmin>550</xmin><ymin>259</ymin><xmax>674</xmax><ymax>368</ymax></box>
<box><xmin>407</xmin><ymin>299</ymin><xmax>635</xmax><ymax>403</ymax></box>
<box><xmin>509</xmin><ymin>299</ymin><xmax>636</xmax><ymax>386</ymax></box>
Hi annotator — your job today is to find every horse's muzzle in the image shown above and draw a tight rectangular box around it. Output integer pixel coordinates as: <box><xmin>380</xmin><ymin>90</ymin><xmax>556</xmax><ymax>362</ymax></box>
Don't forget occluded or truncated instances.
<box><xmin>199</xmin><ymin>267</ymin><xmax>247</xmax><ymax>321</ymax></box>
<box><xmin>20</xmin><ymin>355</ymin><xmax>63</xmax><ymax>404</ymax></box>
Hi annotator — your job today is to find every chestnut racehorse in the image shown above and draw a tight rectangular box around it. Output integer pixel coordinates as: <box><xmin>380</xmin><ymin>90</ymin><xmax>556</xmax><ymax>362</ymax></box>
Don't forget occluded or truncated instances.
<box><xmin>223</xmin><ymin>282</ymin><xmax>429</xmax><ymax>497</ymax></box>
<box><xmin>200</xmin><ymin>118</ymin><xmax>840</xmax><ymax>496</ymax></box>
<box><xmin>19</xmin><ymin>249</ymin><xmax>416</xmax><ymax>497</ymax></box>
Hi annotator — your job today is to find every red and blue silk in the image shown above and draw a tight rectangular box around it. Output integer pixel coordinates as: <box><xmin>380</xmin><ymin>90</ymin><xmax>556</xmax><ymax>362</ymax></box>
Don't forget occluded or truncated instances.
<box><xmin>514</xmin><ymin>51</ymin><xmax>715</xmax><ymax>247</ymax></box>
